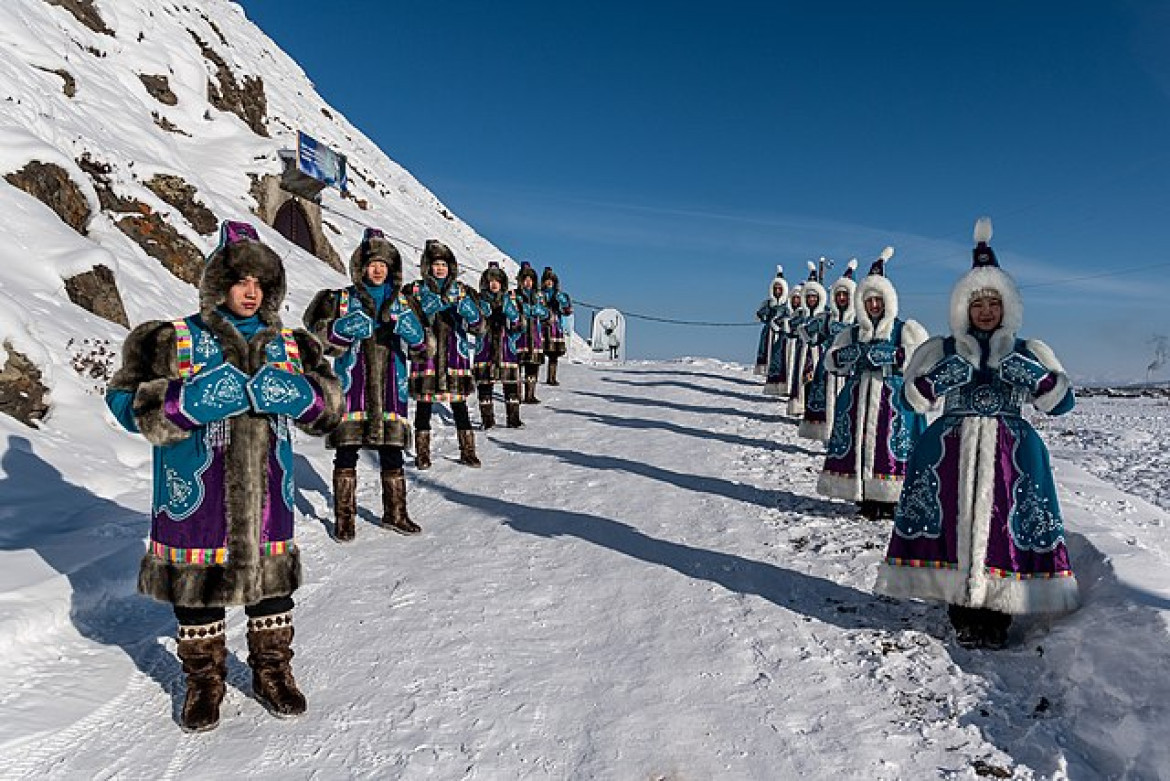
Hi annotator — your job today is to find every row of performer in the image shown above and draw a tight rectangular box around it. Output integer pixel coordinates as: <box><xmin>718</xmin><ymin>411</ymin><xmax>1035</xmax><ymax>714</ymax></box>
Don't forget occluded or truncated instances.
<box><xmin>752</xmin><ymin>218</ymin><xmax>1078</xmax><ymax>651</ymax></box>
<box><xmin>103</xmin><ymin>222</ymin><xmax>572</xmax><ymax>731</ymax></box>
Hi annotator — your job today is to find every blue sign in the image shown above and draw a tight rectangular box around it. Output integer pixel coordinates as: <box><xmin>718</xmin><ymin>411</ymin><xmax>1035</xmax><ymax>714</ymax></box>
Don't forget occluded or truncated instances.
<box><xmin>297</xmin><ymin>131</ymin><xmax>347</xmax><ymax>191</ymax></box>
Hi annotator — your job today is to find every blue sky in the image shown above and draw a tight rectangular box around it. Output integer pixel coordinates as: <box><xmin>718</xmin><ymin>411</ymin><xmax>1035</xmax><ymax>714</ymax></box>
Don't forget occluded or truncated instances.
<box><xmin>239</xmin><ymin>1</ymin><xmax>1170</xmax><ymax>381</ymax></box>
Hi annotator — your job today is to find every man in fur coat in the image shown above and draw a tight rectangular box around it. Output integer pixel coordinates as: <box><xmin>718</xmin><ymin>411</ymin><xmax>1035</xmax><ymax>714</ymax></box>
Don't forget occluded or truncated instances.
<box><xmin>105</xmin><ymin>221</ymin><xmax>343</xmax><ymax>732</ymax></box>
<box><xmin>474</xmin><ymin>262</ymin><xmax>525</xmax><ymax>428</ymax></box>
<box><xmin>303</xmin><ymin>228</ymin><xmax>428</xmax><ymax>539</ymax></box>
<box><xmin>539</xmin><ymin>265</ymin><xmax>573</xmax><ymax>386</ymax></box>
<box><xmin>816</xmin><ymin>248</ymin><xmax>928</xmax><ymax>519</ymax></box>
<box><xmin>874</xmin><ymin>219</ymin><xmax>1078</xmax><ymax>649</ymax></box>
<box><xmin>403</xmin><ymin>239</ymin><xmax>486</xmax><ymax>468</ymax></box>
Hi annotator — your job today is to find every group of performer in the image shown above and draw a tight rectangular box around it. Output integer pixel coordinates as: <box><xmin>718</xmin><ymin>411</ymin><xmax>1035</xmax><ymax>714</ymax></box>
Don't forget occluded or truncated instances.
<box><xmin>754</xmin><ymin>218</ymin><xmax>1078</xmax><ymax>651</ymax></box>
<box><xmin>105</xmin><ymin>222</ymin><xmax>572</xmax><ymax>732</ymax></box>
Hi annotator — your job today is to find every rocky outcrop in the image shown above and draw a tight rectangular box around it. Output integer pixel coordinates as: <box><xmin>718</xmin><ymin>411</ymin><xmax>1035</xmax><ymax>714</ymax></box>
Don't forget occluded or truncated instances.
<box><xmin>250</xmin><ymin>173</ymin><xmax>343</xmax><ymax>272</ymax></box>
<box><xmin>44</xmin><ymin>0</ymin><xmax>113</xmax><ymax>36</ymax></box>
<box><xmin>63</xmin><ymin>265</ymin><xmax>130</xmax><ymax>328</ymax></box>
<box><xmin>75</xmin><ymin>154</ymin><xmax>140</xmax><ymax>213</ymax></box>
<box><xmin>0</xmin><ymin>343</ymin><xmax>49</xmax><ymax>428</ymax></box>
<box><xmin>4</xmin><ymin>161</ymin><xmax>91</xmax><ymax>235</ymax></box>
<box><xmin>139</xmin><ymin>73</ymin><xmax>177</xmax><ymax>105</ymax></box>
<box><xmin>115</xmin><ymin>209</ymin><xmax>204</xmax><ymax>286</ymax></box>
<box><xmin>36</xmin><ymin>66</ymin><xmax>77</xmax><ymax>97</ymax></box>
<box><xmin>145</xmin><ymin>174</ymin><xmax>217</xmax><ymax>235</ymax></box>
<box><xmin>190</xmin><ymin>31</ymin><xmax>268</xmax><ymax>137</ymax></box>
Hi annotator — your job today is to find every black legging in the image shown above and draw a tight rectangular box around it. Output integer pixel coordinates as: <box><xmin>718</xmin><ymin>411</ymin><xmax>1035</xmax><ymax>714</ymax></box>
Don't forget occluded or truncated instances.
<box><xmin>414</xmin><ymin>400</ymin><xmax>472</xmax><ymax>431</ymax></box>
<box><xmin>174</xmin><ymin>594</ymin><xmax>294</xmax><ymax>627</ymax></box>
<box><xmin>479</xmin><ymin>384</ymin><xmax>520</xmax><ymax>402</ymax></box>
<box><xmin>333</xmin><ymin>445</ymin><xmax>404</xmax><ymax>471</ymax></box>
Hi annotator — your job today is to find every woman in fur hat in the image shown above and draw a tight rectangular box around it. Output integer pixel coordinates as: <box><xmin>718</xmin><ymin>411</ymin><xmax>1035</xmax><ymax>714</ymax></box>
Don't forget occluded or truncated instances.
<box><xmin>816</xmin><ymin>248</ymin><xmax>928</xmax><ymax>520</ymax></box>
<box><xmin>781</xmin><ymin>283</ymin><xmax>805</xmax><ymax>397</ymax></box>
<box><xmin>874</xmin><ymin>219</ymin><xmax>1078</xmax><ymax>649</ymax></box>
<box><xmin>474</xmin><ymin>262</ymin><xmax>525</xmax><ymax>428</ymax></box>
<box><xmin>105</xmin><ymin>221</ymin><xmax>343</xmax><ymax>732</ymax></box>
<box><xmin>788</xmin><ymin>263</ymin><xmax>828</xmax><ymax>417</ymax></box>
<box><xmin>539</xmin><ymin>265</ymin><xmax>573</xmax><ymax>386</ymax></box>
<box><xmin>757</xmin><ymin>267</ymin><xmax>789</xmax><ymax>395</ymax></box>
<box><xmin>403</xmin><ymin>239</ymin><xmax>486</xmax><ymax>468</ymax></box>
<box><xmin>798</xmin><ymin>259</ymin><xmax>858</xmax><ymax>439</ymax></box>
<box><xmin>513</xmin><ymin>261</ymin><xmax>550</xmax><ymax>403</ymax></box>
<box><xmin>302</xmin><ymin>228</ymin><xmax>428</xmax><ymax>540</ymax></box>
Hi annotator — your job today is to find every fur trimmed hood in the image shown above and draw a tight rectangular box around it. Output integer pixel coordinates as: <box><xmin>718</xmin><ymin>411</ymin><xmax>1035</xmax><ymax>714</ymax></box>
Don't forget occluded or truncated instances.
<box><xmin>828</xmin><ymin>273</ymin><xmax>857</xmax><ymax>323</ymax></box>
<box><xmin>769</xmin><ymin>276</ymin><xmax>790</xmax><ymax>306</ymax></box>
<box><xmin>949</xmin><ymin>265</ymin><xmax>1024</xmax><ymax>368</ymax></box>
<box><xmin>516</xmin><ymin>262</ymin><xmax>539</xmax><ymax>292</ymax></box>
<box><xmin>801</xmin><ymin>280</ymin><xmax>828</xmax><ymax>318</ymax></box>
<box><xmin>540</xmin><ymin>266</ymin><xmax>560</xmax><ymax>291</ymax></box>
<box><xmin>349</xmin><ymin>233</ymin><xmax>403</xmax><ymax>291</ymax></box>
<box><xmin>200</xmin><ymin>234</ymin><xmax>285</xmax><ymax>327</ymax></box>
<box><xmin>420</xmin><ymin>239</ymin><xmax>459</xmax><ymax>289</ymax></box>
<box><xmin>480</xmin><ymin>263</ymin><xmax>510</xmax><ymax>294</ymax></box>
<box><xmin>855</xmin><ymin>275</ymin><xmax>900</xmax><ymax>340</ymax></box>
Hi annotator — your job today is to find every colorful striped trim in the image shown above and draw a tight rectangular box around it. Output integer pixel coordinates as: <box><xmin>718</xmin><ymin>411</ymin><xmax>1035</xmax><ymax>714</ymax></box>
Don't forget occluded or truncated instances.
<box><xmin>151</xmin><ymin>540</ymin><xmax>226</xmax><ymax>564</ymax></box>
<box><xmin>267</xmin><ymin>329</ymin><xmax>304</xmax><ymax>374</ymax></box>
<box><xmin>340</xmin><ymin>411</ymin><xmax>401</xmax><ymax>422</ymax></box>
<box><xmin>261</xmin><ymin>540</ymin><xmax>292</xmax><ymax>556</ymax></box>
<box><xmin>150</xmin><ymin>540</ymin><xmax>294</xmax><ymax>563</ymax></box>
<box><xmin>986</xmin><ymin>567</ymin><xmax>1075</xmax><ymax>581</ymax></box>
<box><xmin>338</xmin><ymin>290</ymin><xmax>351</xmax><ymax>317</ymax></box>
<box><xmin>172</xmin><ymin>319</ymin><xmax>195</xmax><ymax>379</ymax></box>
<box><xmin>885</xmin><ymin>557</ymin><xmax>958</xmax><ymax>570</ymax></box>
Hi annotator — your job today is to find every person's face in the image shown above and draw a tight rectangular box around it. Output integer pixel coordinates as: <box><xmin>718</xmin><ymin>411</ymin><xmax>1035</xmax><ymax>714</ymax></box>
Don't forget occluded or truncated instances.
<box><xmin>864</xmin><ymin>296</ymin><xmax>885</xmax><ymax>318</ymax></box>
<box><xmin>805</xmin><ymin>291</ymin><xmax>820</xmax><ymax>309</ymax></box>
<box><xmin>834</xmin><ymin>290</ymin><xmax>850</xmax><ymax>309</ymax></box>
<box><xmin>430</xmin><ymin>259</ymin><xmax>449</xmax><ymax>279</ymax></box>
<box><xmin>773</xmin><ymin>283</ymin><xmax>784</xmax><ymax>298</ymax></box>
<box><xmin>226</xmin><ymin>276</ymin><xmax>262</xmax><ymax>317</ymax></box>
<box><xmin>488</xmin><ymin>278</ymin><xmax>502</xmax><ymax>293</ymax></box>
<box><xmin>790</xmin><ymin>294</ymin><xmax>802</xmax><ymax>308</ymax></box>
<box><xmin>522</xmin><ymin>276</ymin><xmax>534</xmax><ymax>290</ymax></box>
<box><xmin>543</xmin><ymin>279</ymin><xmax>554</xmax><ymax>289</ymax></box>
<box><xmin>365</xmin><ymin>260</ymin><xmax>388</xmax><ymax>286</ymax></box>
<box><xmin>969</xmin><ymin>296</ymin><xmax>1004</xmax><ymax>331</ymax></box>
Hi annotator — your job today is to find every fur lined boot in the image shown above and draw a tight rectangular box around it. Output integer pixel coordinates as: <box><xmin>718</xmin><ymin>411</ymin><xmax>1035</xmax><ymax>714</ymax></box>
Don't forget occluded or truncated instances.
<box><xmin>381</xmin><ymin>469</ymin><xmax>420</xmax><ymax>534</ymax></box>
<box><xmin>177</xmin><ymin>620</ymin><xmax>228</xmax><ymax>733</ymax></box>
<box><xmin>506</xmin><ymin>399</ymin><xmax>523</xmax><ymax>428</ymax></box>
<box><xmin>247</xmin><ymin>613</ymin><xmax>307</xmax><ymax>718</ymax></box>
<box><xmin>457</xmin><ymin>429</ymin><xmax>481</xmax><ymax>467</ymax></box>
<box><xmin>523</xmin><ymin>377</ymin><xmax>541</xmax><ymax>404</ymax></box>
<box><xmin>414</xmin><ymin>431</ymin><xmax>432</xmax><ymax>470</ymax></box>
<box><xmin>332</xmin><ymin>467</ymin><xmax>357</xmax><ymax>542</ymax></box>
<box><xmin>546</xmin><ymin>360</ymin><xmax>559</xmax><ymax>386</ymax></box>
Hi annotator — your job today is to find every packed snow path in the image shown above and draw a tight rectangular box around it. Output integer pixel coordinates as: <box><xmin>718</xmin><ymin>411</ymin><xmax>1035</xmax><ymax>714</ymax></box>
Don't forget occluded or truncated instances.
<box><xmin>3</xmin><ymin>360</ymin><xmax>1170</xmax><ymax>779</ymax></box>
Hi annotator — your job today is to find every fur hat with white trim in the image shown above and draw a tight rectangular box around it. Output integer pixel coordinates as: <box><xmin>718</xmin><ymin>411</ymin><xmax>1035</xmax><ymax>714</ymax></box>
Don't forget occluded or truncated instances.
<box><xmin>854</xmin><ymin>246</ymin><xmax>898</xmax><ymax>339</ymax></box>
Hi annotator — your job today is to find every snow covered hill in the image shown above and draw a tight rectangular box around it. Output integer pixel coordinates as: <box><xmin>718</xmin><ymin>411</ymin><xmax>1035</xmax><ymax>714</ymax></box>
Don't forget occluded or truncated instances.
<box><xmin>3</xmin><ymin>358</ymin><xmax>1170</xmax><ymax>779</ymax></box>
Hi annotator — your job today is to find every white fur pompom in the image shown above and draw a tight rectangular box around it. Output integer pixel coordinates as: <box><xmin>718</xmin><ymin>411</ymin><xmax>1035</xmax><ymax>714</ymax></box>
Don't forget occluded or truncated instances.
<box><xmin>807</xmin><ymin>260</ymin><xmax>816</xmax><ymax>272</ymax></box>
<box><xmin>880</xmin><ymin>246</ymin><xmax>895</xmax><ymax>261</ymax></box>
<box><xmin>776</xmin><ymin>264</ymin><xmax>784</xmax><ymax>275</ymax></box>
<box><xmin>846</xmin><ymin>258</ymin><xmax>859</xmax><ymax>271</ymax></box>
<box><xmin>974</xmin><ymin>217</ymin><xmax>993</xmax><ymax>244</ymax></box>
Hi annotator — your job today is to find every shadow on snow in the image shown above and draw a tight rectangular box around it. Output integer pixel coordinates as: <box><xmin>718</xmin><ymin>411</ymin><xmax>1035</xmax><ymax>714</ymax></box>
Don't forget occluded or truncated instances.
<box><xmin>573</xmin><ymin>388</ymin><xmax>794</xmax><ymax>425</ymax></box>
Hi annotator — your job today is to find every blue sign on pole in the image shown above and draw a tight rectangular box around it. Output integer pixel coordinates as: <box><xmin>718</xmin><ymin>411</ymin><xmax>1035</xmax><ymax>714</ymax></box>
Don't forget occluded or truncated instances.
<box><xmin>297</xmin><ymin>131</ymin><xmax>347</xmax><ymax>192</ymax></box>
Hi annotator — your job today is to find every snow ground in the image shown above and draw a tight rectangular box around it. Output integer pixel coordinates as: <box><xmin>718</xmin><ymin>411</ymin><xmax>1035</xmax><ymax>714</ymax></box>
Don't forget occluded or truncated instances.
<box><xmin>2</xmin><ymin>359</ymin><xmax>1169</xmax><ymax>780</ymax></box>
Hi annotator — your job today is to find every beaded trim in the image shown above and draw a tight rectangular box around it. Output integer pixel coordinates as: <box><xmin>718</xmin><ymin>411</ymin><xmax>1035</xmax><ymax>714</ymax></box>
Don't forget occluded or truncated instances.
<box><xmin>986</xmin><ymin>567</ymin><xmax>1075</xmax><ymax>581</ymax></box>
<box><xmin>177</xmin><ymin>620</ymin><xmax>225</xmax><ymax>640</ymax></box>
<box><xmin>150</xmin><ymin>540</ymin><xmax>292</xmax><ymax>563</ymax></box>
<box><xmin>247</xmin><ymin>611</ymin><xmax>293</xmax><ymax>633</ymax></box>
<box><xmin>340</xmin><ymin>411</ymin><xmax>401</xmax><ymax>423</ymax></box>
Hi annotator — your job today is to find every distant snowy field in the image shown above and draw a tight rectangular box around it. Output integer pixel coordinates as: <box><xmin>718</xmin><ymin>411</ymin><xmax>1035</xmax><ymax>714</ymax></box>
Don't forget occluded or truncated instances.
<box><xmin>2</xmin><ymin>358</ymin><xmax>1170</xmax><ymax>780</ymax></box>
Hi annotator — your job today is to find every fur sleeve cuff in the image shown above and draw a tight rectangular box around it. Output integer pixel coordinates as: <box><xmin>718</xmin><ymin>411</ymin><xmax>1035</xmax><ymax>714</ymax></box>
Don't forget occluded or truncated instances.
<box><xmin>134</xmin><ymin>378</ymin><xmax>194</xmax><ymax>446</ymax></box>
<box><xmin>901</xmin><ymin>337</ymin><xmax>945</xmax><ymax>413</ymax></box>
<box><xmin>1033</xmin><ymin>371</ymin><xmax>1073</xmax><ymax>414</ymax></box>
